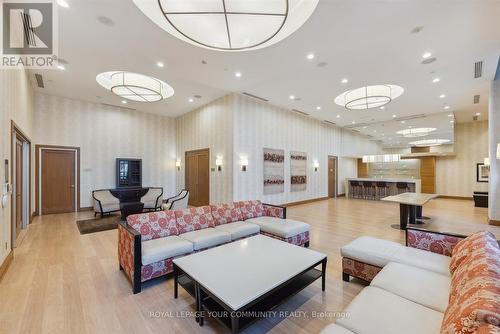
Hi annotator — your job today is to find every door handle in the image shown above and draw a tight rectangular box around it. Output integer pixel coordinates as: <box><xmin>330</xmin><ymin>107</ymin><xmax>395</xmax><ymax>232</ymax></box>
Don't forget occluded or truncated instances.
<box><xmin>70</xmin><ymin>185</ymin><xmax>75</xmax><ymax>188</ymax></box>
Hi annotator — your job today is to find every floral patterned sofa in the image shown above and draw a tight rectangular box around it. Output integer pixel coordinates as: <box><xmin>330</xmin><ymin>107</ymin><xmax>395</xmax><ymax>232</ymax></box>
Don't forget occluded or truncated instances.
<box><xmin>118</xmin><ymin>200</ymin><xmax>310</xmax><ymax>293</ymax></box>
<box><xmin>322</xmin><ymin>229</ymin><xmax>500</xmax><ymax>334</ymax></box>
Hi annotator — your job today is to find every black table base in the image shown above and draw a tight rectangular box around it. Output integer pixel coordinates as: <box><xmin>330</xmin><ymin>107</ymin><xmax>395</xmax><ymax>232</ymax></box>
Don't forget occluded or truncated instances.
<box><xmin>391</xmin><ymin>204</ymin><xmax>428</xmax><ymax>230</ymax></box>
<box><xmin>120</xmin><ymin>202</ymin><xmax>144</xmax><ymax>220</ymax></box>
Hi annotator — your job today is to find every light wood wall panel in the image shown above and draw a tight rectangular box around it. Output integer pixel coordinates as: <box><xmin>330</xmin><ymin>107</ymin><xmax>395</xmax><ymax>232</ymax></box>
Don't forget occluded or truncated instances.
<box><xmin>34</xmin><ymin>93</ymin><xmax>177</xmax><ymax>207</ymax></box>
<box><xmin>420</xmin><ymin>157</ymin><xmax>436</xmax><ymax>193</ymax></box>
<box><xmin>357</xmin><ymin>159</ymin><xmax>368</xmax><ymax>177</ymax></box>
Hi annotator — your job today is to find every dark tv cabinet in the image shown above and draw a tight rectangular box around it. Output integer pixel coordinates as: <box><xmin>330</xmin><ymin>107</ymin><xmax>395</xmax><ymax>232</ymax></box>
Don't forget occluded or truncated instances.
<box><xmin>116</xmin><ymin>158</ymin><xmax>142</xmax><ymax>188</ymax></box>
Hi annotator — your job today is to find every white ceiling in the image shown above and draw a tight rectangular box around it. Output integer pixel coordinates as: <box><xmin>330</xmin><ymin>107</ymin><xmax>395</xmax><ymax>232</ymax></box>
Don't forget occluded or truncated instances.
<box><xmin>33</xmin><ymin>0</ymin><xmax>500</xmax><ymax>148</ymax></box>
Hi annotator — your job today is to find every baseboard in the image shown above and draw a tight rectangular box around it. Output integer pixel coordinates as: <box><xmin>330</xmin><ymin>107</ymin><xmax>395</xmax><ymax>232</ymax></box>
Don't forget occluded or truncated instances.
<box><xmin>438</xmin><ymin>195</ymin><xmax>473</xmax><ymax>200</ymax></box>
<box><xmin>30</xmin><ymin>212</ymin><xmax>35</xmax><ymax>223</ymax></box>
<box><xmin>489</xmin><ymin>219</ymin><xmax>500</xmax><ymax>226</ymax></box>
<box><xmin>0</xmin><ymin>251</ymin><xmax>13</xmax><ymax>282</ymax></box>
<box><xmin>337</xmin><ymin>193</ymin><xmax>346</xmax><ymax>197</ymax></box>
<box><xmin>78</xmin><ymin>206</ymin><xmax>93</xmax><ymax>212</ymax></box>
<box><xmin>283</xmin><ymin>197</ymin><xmax>329</xmax><ymax>207</ymax></box>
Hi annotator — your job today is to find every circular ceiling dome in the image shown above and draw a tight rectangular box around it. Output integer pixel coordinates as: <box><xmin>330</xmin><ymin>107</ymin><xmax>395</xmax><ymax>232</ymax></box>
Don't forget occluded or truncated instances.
<box><xmin>396</xmin><ymin>127</ymin><xmax>436</xmax><ymax>138</ymax></box>
<box><xmin>335</xmin><ymin>85</ymin><xmax>404</xmax><ymax>110</ymax></box>
<box><xmin>409</xmin><ymin>139</ymin><xmax>450</xmax><ymax>147</ymax></box>
<box><xmin>132</xmin><ymin>0</ymin><xmax>319</xmax><ymax>51</ymax></box>
<box><xmin>96</xmin><ymin>71</ymin><xmax>174</xmax><ymax>102</ymax></box>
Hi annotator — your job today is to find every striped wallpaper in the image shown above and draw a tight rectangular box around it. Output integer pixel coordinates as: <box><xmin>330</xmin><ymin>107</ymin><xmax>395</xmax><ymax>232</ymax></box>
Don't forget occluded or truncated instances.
<box><xmin>34</xmin><ymin>93</ymin><xmax>177</xmax><ymax>207</ymax></box>
<box><xmin>436</xmin><ymin>121</ymin><xmax>489</xmax><ymax>197</ymax></box>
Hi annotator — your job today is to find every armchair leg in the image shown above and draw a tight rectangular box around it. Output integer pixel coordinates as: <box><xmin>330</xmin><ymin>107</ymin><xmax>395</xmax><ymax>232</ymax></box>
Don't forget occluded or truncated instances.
<box><xmin>133</xmin><ymin>279</ymin><xmax>141</xmax><ymax>294</ymax></box>
<box><xmin>342</xmin><ymin>272</ymin><xmax>350</xmax><ymax>282</ymax></box>
<box><xmin>304</xmin><ymin>241</ymin><xmax>310</xmax><ymax>248</ymax></box>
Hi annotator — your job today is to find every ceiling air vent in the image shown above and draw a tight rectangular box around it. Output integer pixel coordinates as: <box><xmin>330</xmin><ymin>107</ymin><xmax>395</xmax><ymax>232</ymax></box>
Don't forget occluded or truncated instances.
<box><xmin>473</xmin><ymin>95</ymin><xmax>480</xmax><ymax>104</ymax></box>
<box><xmin>34</xmin><ymin>74</ymin><xmax>44</xmax><ymax>88</ymax></box>
<box><xmin>323</xmin><ymin>120</ymin><xmax>336</xmax><ymax>126</ymax></box>
<box><xmin>474</xmin><ymin>61</ymin><xmax>483</xmax><ymax>78</ymax></box>
<box><xmin>242</xmin><ymin>92</ymin><xmax>269</xmax><ymax>102</ymax></box>
<box><xmin>101</xmin><ymin>103</ymin><xmax>136</xmax><ymax>111</ymax></box>
<box><xmin>393</xmin><ymin>113</ymin><xmax>426</xmax><ymax>122</ymax></box>
<box><xmin>291</xmin><ymin>109</ymin><xmax>309</xmax><ymax>116</ymax></box>
<box><xmin>344</xmin><ymin>122</ymin><xmax>369</xmax><ymax>129</ymax></box>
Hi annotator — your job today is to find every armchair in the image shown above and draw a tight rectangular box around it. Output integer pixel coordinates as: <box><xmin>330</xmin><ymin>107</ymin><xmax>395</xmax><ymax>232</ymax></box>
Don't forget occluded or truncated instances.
<box><xmin>141</xmin><ymin>187</ymin><xmax>163</xmax><ymax>211</ymax></box>
<box><xmin>161</xmin><ymin>189</ymin><xmax>189</xmax><ymax>210</ymax></box>
<box><xmin>92</xmin><ymin>189</ymin><xmax>120</xmax><ymax>217</ymax></box>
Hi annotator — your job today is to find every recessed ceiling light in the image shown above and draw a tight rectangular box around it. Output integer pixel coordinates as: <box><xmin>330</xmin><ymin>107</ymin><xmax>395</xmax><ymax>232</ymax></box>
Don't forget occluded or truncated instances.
<box><xmin>450</xmin><ymin>120</ymin><xmax>454</xmax><ymax>123</ymax></box>
<box><xmin>379</xmin><ymin>106</ymin><xmax>385</xmax><ymax>110</ymax></box>
<box><xmin>316</xmin><ymin>106</ymin><xmax>321</xmax><ymax>110</ymax></box>
<box><xmin>439</xmin><ymin>94</ymin><xmax>446</xmax><ymax>98</ymax></box>
<box><xmin>392</xmin><ymin>114</ymin><xmax>397</xmax><ymax>118</ymax></box>
<box><xmin>57</xmin><ymin>0</ymin><xmax>69</xmax><ymax>8</ymax></box>
<box><xmin>401</xmin><ymin>121</ymin><xmax>405</xmax><ymax>124</ymax></box>
<box><xmin>381</xmin><ymin>133</ymin><xmax>385</xmax><ymax>136</ymax></box>
<box><xmin>363</xmin><ymin>126</ymin><xmax>367</xmax><ymax>129</ymax></box>
<box><xmin>475</xmin><ymin>112</ymin><xmax>481</xmax><ymax>116</ymax></box>
<box><xmin>235</xmin><ymin>71</ymin><xmax>242</xmax><ymax>78</ymax></box>
<box><xmin>373</xmin><ymin>130</ymin><xmax>377</xmax><ymax>133</ymax></box>
<box><xmin>121</xmin><ymin>100</ymin><xmax>127</xmax><ymax>104</ymax></box>
<box><xmin>432</xmin><ymin>78</ymin><xmax>441</xmax><ymax>83</ymax></box>
<box><xmin>157</xmin><ymin>61</ymin><xmax>164</xmax><ymax>68</ymax></box>
<box><xmin>422</xmin><ymin>52</ymin><xmax>432</xmax><ymax>59</ymax></box>
<box><xmin>341</xmin><ymin>78</ymin><xmax>348</xmax><ymax>84</ymax></box>
<box><xmin>57</xmin><ymin>64</ymin><xmax>65</xmax><ymax>70</ymax></box>
<box><xmin>448</xmin><ymin>114</ymin><xmax>453</xmax><ymax>117</ymax></box>
<box><xmin>188</xmin><ymin>98</ymin><xmax>194</xmax><ymax>102</ymax></box>
<box><xmin>336</xmin><ymin>114</ymin><xmax>340</xmax><ymax>118</ymax></box>
<box><xmin>289</xmin><ymin>95</ymin><xmax>295</xmax><ymax>100</ymax></box>
<box><xmin>444</xmin><ymin>105</ymin><xmax>450</xmax><ymax>109</ymax></box>
<box><xmin>306</xmin><ymin>53</ymin><xmax>315</xmax><ymax>60</ymax></box>
<box><xmin>351</xmin><ymin>121</ymin><xmax>356</xmax><ymax>124</ymax></box>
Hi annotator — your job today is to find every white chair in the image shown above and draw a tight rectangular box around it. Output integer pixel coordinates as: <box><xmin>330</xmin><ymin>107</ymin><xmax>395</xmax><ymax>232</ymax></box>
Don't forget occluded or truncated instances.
<box><xmin>161</xmin><ymin>189</ymin><xmax>189</xmax><ymax>210</ymax></box>
<box><xmin>92</xmin><ymin>189</ymin><xmax>120</xmax><ymax>217</ymax></box>
<box><xmin>141</xmin><ymin>187</ymin><xmax>163</xmax><ymax>211</ymax></box>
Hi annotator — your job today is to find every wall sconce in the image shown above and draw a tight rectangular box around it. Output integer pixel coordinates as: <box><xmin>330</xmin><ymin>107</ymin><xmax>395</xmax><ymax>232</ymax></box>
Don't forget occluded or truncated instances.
<box><xmin>215</xmin><ymin>156</ymin><xmax>223</xmax><ymax>171</ymax></box>
<box><xmin>240</xmin><ymin>156</ymin><xmax>249</xmax><ymax>171</ymax></box>
<box><xmin>313</xmin><ymin>160</ymin><xmax>319</xmax><ymax>172</ymax></box>
<box><xmin>175</xmin><ymin>159</ymin><xmax>181</xmax><ymax>171</ymax></box>
<box><xmin>484</xmin><ymin>157</ymin><xmax>490</xmax><ymax>167</ymax></box>
<box><xmin>497</xmin><ymin>143</ymin><xmax>500</xmax><ymax>160</ymax></box>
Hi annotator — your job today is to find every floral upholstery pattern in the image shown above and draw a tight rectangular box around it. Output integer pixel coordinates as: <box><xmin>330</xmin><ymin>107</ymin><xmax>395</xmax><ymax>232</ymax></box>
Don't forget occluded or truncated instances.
<box><xmin>174</xmin><ymin>206</ymin><xmax>215</xmax><ymax>233</ymax></box>
<box><xmin>449</xmin><ymin>231</ymin><xmax>497</xmax><ymax>274</ymax></box>
<box><xmin>263</xmin><ymin>204</ymin><xmax>286</xmax><ymax>219</ymax></box>
<box><xmin>127</xmin><ymin>210</ymin><xmax>178</xmax><ymax>241</ymax></box>
<box><xmin>118</xmin><ymin>224</ymin><xmax>135</xmax><ymax>283</ymax></box>
<box><xmin>210</xmin><ymin>203</ymin><xmax>243</xmax><ymax>225</ymax></box>
<box><xmin>237</xmin><ymin>200</ymin><xmax>264</xmax><ymax>220</ymax></box>
<box><xmin>406</xmin><ymin>229</ymin><xmax>464</xmax><ymax>257</ymax></box>
<box><xmin>476</xmin><ymin>324</ymin><xmax>500</xmax><ymax>334</ymax></box>
<box><xmin>342</xmin><ymin>257</ymin><xmax>382</xmax><ymax>282</ymax></box>
<box><xmin>261</xmin><ymin>231</ymin><xmax>309</xmax><ymax>246</ymax></box>
<box><xmin>141</xmin><ymin>258</ymin><xmax>174</xmax><ymax>282</ymax></box>
<box><xmin>441</xmin><ymin>232</ymin><xmax>500</xmax><ymax>334</ymax></box>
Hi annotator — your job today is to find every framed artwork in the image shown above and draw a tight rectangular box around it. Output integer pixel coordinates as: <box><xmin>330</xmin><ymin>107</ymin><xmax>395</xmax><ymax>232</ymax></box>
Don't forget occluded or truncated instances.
<box><xmin>263</xmin><ymin>148</ymin><xmax>285</xmax><ymax>194</ymax></box>
<box><xmin>477</xmin><ymin>163</ymin><xmax>489</xmax><ymax>183</ymax></box>
<box><xmin>290</xmin><ymin>151</ymin><xmax>307</xmax><ymax>192</ymax></box>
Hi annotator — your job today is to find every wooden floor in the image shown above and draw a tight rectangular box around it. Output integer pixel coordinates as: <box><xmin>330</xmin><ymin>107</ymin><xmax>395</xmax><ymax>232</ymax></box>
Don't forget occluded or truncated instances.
<box><xmin>1</xmin><ymin>197</ymin><xmax>498</xmax><ymax>334</ymax></box>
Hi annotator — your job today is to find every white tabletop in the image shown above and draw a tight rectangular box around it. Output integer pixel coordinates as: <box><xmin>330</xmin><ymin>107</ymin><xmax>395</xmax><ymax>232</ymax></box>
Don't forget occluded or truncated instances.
<box><xmin>173</xmin><ymin>235</ymin><xmax>326</xmax><ymax>311</ymax></box>
<box><xmin>381</xmin><ymin>192</ymin><xmax>439</xmax><ymax>206</ymax></box>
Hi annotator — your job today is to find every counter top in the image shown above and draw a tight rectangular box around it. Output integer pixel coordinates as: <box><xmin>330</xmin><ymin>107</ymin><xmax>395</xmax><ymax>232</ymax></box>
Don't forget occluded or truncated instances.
<box><xmin>346</xmin><ymin>178</ymin><xmax>420</xmax><ymax>183</ymax></box>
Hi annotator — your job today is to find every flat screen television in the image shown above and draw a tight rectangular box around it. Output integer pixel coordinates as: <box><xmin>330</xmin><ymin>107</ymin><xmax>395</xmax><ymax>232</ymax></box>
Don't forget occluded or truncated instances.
<box><xmin>116</xmin><ymin>158</ymin><xmax>142</xmax><ymax>188</ymax></box>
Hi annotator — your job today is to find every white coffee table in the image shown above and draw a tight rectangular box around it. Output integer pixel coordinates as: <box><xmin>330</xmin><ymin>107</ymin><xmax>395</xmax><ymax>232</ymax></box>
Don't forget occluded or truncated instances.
<box><xmin>173</xmin><ymin>235</ymin><xmax>327</xmax><ymax>333</ymax></box>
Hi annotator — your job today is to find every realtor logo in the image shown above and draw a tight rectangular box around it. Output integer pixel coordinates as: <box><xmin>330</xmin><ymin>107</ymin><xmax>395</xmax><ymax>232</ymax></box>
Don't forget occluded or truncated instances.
<box><xmin>1</xmin><ymin>0</ymin><xmax>58</xmax><ymax>68</ymax></box>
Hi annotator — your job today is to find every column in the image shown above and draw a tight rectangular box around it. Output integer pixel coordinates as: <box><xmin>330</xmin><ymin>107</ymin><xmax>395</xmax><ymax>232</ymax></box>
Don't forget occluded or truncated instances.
<box><xmin>488</xmin><ymin>59</ymin><xmax>500</xmax><ymax>225</ymax></box>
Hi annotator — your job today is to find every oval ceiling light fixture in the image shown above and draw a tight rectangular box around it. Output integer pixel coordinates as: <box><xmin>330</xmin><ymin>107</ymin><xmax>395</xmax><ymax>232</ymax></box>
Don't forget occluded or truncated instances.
<box><xmin>409</xmin><ymin>139</ymin><xmax>450</xmax><ymax>147</ymax></box>
<box><xmin>396</xmin><ymin>127</ymin><xmax>436</xmax><ymax>138</ymax></box>
<box><xmin>96</xmin><ymin>71</ymin><xmax>174</xmax><ymax>102</ymax></box>
<box><xmin>132</xmin><ymin>0</ymin><xmax>319</xmax><ymax>51</ymax></box>
<box><xmin>334</xmin><ymin>84</ymin><xmax>404</xmax><ymax>110</ymax></box>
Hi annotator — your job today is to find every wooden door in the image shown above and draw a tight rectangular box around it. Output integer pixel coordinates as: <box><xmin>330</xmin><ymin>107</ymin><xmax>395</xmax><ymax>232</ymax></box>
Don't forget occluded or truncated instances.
<box><xmin>328</xmin><ymin>156</ymin><xmax>337</xmax><ymax>198</ymax></box>
<box><xmin>15</xmin><ymin>139</ymin><xmax>23</xmax><ymax>238</ymax></box>
<box><xmin>185</xmin><ymin>149</ymin><xmax>209</xmax><ymax>206</ymax></box>
<box><xmin>420</xmin><ymin>157</ymin><xmax>436</xmax><ymax>194</ymax></box>
<box><xmin>41</xmin><ymin>149</ymin><xmax>76</xmax><ymax>214</ymax></box>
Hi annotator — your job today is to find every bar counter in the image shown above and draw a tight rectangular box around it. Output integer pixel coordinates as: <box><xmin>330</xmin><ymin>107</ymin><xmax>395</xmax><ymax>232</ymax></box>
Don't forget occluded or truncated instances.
<box><xmin>345</xmin><ymin>178</ymin><xmax>421</xmax><ymax>199</ymax></box>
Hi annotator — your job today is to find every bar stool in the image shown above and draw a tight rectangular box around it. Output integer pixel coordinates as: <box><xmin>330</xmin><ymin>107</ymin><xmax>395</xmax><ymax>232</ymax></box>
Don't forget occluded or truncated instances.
<box><xmin>363</xmin><ymin>181</ymin><xmax>376</xmax><ymax>200</ymax></box>
<box><xmin>350</xmin><ymin>181</ymin><xmax>362</xmax><ymax>198</ymax></box>
<box><xmin>396</xmin><ymin>182</ymin><xmax>410</xmax><ymax>194</ymax></box>
<box><xmin>376</xmin><ymin>181</ymin><xmax>389</xmax><ymax>199</ymax></box>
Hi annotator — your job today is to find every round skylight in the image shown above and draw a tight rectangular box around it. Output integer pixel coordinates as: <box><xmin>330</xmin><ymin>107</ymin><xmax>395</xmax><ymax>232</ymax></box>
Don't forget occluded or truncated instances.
<box><xmin>409</xmin><ymin>139</ymin><xmax>450</xmax><ymax>147</ymax></box>
<box><xmin>335</xmin><ymin>85</ymin><xmax>404</xmax><ymax>110</ymax></box>
<box><xmin>396</xmin><ymin>127</ymin><xmax>436</xmax><ymax>138</ymax></box>
<box><xmin>132</xmin><ymin>0</ymin><xmax>319</xmax><ymax>51</ymax></box>
<box><xmin>96</xmin><ymin>71</ymin><xmax>174</xmax><ymax>102</ymax></box>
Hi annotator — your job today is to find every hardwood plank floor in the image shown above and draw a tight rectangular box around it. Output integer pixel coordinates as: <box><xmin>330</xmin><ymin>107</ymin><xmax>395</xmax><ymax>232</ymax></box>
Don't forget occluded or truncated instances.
<box><xmin>0</xmin><ymin>198</ymin><xmax>497</xmax><ymax>334</ymax></box>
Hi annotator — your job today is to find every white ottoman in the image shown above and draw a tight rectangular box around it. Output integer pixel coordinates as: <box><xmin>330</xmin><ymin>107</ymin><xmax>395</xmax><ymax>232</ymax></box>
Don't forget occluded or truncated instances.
<box><xmin>246</xmin><ymin>216</ymin><xmax>310</xmax><ymax>247</ymax></box>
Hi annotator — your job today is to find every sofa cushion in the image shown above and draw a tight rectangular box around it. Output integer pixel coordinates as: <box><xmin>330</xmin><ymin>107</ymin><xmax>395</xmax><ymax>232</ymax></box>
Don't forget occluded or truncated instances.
<box><xmin>101</xmin><ymin>203</ymin><xmax>120</xmax><ymax>212</ymax></box>
<box><xmin>210</xmin><ymin>203</ymin><xmax>243</xmax><ymax>225</ymax></box>
<box><xmin>340</xmin><ymin>236</ymin><xmax>402</xmax><ymax>268</ymax></box>
<box><xmin>246</xmin><ymin>216</ymin><xmax>309</xmax><ymax>238</ymax></box>
<box><xmin>371</xmin><ymin>262</ymin><xmax>451</xmax><ymax>312</ymax></box>
<box><xmin>320</xmin><ymin>324</ymin><xmax>356</xmax><ymax>334</ymax></box>
<box><xmin>441</xmin><ymin>233</ymin><xmax>500</xmax><ymax>333</ymax></box>
<box><xmin>141</xmin><ymin>235</ymin><xmax>193</xmax><ymax>265</ymax></box>
<box><xmin>449</xmin><ymin>231</ymin><xmax>498</xmax><ymax>274</ymax></box>
<box><xmin>237</xmin><ymin>200</ymin><xmax>264</xmax><ymax>220</ymax></box>
<box><xmin>127</xmin><ymin>210</ymin><xmax>178</xmax><ymax>241</ymax></box>
<box><xmin>179</xmin><ymin>228</ymin><xmax>231</xmax><ymax>251</ymax></box>
<box><xmin>392</xmin><ymin>246</ymin><xmax>451</xmax><ymax>276</ymax></box>
<box><xmin>174</xmin><ymin>206</ymin><xmax>215</xmax><ymax>233</ymax></box>
<box><xmin>336</xmin><ymin>286</ymin><xmax>444</xmax><ymax>334</ymax></box>
<box><xmin>214</xmin><ymin>221</ymin><xmax>260</xmax><ymax>240</ymax></box>
<box><xmin>476</xmin><ymin>324</ymin><xmax>500</xmax><ymax>334</ymax></box>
